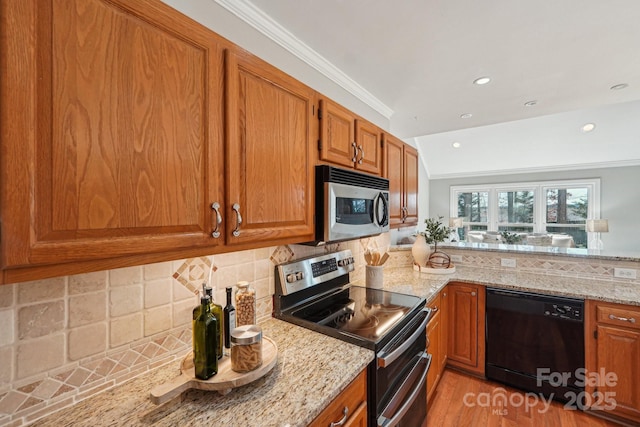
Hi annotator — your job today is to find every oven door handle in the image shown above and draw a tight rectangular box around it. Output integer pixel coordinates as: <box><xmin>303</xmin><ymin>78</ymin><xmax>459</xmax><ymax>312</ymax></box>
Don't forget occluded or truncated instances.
<box><xmin>377</xmin><ymin>351</ymin><xmax>431</xmax><ymax>427</ymax></box>
<box><xmin>377</xmin><ymin>308</ymin><xmax>430</xmax><ymax>368</ymax></box>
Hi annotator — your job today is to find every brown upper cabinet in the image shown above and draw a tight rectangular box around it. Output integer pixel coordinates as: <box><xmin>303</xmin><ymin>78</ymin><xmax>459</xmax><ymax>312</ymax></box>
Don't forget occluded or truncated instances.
<box><xmin>225</xmin><ymin>49</ymin><xmax>315</xmax><ymax>246</ymax></box>
<box><xmin>1</xmin><ymin>0</ymin><xmax>226</xmax><ymax>273</ymax></box>
<box><xmin>0</xmin><ymin>0</ymin><xmax>314</xmax><ymax>283</ymax></box>
<box><xmin>383</xmin><ymin>135</ymin><xmax>419</xmax><ymax>227</ymax></box>
<box><xmin>318</xmin><ymin>99</ymin><xmax>382</xmax><ymax>175</ymax></box>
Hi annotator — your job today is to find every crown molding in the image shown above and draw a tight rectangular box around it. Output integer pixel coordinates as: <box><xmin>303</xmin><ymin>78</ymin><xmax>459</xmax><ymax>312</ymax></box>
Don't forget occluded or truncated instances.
<box><xmin>427</xmin><ymin>159</ymin><xmax>640</xmax><ymax>180</ymax></box>
<box><xmin>214</xmin><ymin>0</ymin><xmax>394</xmax><ymax>119</ymax></box>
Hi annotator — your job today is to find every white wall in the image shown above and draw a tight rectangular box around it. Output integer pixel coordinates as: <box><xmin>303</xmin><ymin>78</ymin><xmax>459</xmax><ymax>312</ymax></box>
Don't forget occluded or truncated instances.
<box><xmin>160</xmin><ymin>0</ymin><xmax>389</xmax><ymax>131</ymax></box>
<box><xmin>428</xmin><ymin>165</ymin><xmax>640</xmax><ymax>254</ymax></box>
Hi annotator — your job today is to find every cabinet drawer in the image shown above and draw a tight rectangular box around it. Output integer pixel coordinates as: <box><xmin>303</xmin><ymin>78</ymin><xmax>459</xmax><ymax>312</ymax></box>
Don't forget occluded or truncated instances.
<box><xmin>596</xmin><ymin>302</ymin><xmax>640</xmax><ymax>330</ymax></box>
<box><xmin>309</xmin><ymin>370</ymin><xmax>367</xmax><ymax>427</ymax></box>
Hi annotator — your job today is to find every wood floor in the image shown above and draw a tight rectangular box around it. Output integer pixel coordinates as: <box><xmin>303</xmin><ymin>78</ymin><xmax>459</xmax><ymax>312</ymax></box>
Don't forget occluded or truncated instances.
<box><xmin>427</xmin><ymin>369</ymin><xmax>628</xmax><ymax>427</ymax></box>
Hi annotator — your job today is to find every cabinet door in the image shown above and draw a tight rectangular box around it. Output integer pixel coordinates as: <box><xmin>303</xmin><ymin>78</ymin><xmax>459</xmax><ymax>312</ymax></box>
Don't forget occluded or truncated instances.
<box><xmin>354</xmin><ymin>119</ymin><xmax>382</xmax><ymax>175</ymax></box>
<box><xmin>383</xmin><ymin>135</ymin><xmax>404</xmax><ymax>227</ymax></box>
<box><xmin>1</xmin><ymin>0</ymin><xmax>224</xmax><ymax>269</ymax></box>
<box><xmin>586</xmin><ymin>301</ymin><xmax>640</xmax><ymax>424</ymax></box>
<box><xmin>440</xmin><ymin>287</ymin><xmax>449</xmax><ymax>369</ymax></box>
<box><xmin>226</xmin><ymin>50</ymin><xmax>315</xmax><ymax>245</ymax></box>
<box><xmin>319</xmin><ymin>99</ymin><xmax>356</xmax><ymax>169</ymax></box>
<box><xmin>426</xmin><ymin>307</ymin><xmax>441</xmax><ymax>401</ymax></box>
<box><xmin>594</xmin><ymin>324</ymin><xmax>640</xmax><ymax>421</ymax></box>
<box><xmin>403</xmin><ymin>144</ymin><xmax>419</xmax><ymax>226</ymax></box>
<box><xmin>447</xmin><ymin>282</ymin><xmax>485</xmax><ymax>376</ymax></box>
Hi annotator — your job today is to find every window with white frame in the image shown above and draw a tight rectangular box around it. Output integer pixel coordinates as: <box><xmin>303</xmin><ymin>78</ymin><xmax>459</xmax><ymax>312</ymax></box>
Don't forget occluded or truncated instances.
<box><xmin>450</xmin><ymin>179</ymin><xmax>600</xmax><ymax>248</ymax></box>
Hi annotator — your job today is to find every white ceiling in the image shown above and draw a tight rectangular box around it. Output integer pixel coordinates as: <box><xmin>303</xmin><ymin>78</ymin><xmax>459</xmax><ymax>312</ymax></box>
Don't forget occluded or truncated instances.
<box><xmin>221</xmin><ymin>0</ymin><xmax>640</xmax><ymax>178</ymax></box>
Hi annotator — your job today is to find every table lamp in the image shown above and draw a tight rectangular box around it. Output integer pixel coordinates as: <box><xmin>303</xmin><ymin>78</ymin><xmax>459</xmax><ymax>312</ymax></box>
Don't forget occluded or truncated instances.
<box><xmin>586</xmin><ymin>219</ymin><xmax>608</xmax><ymax>250</ymax></box>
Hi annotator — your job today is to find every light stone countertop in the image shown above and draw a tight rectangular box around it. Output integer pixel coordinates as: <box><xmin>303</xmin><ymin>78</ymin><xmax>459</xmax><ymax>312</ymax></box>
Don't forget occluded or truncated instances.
<box><xmin>33</xmin><ymin>319</ymin><xmax>374</xmax><ymax>427</ymax></box>
<box><xmin>353</xmin><ymin>265</ymin><xmax>640</xmax><ymax>306</ymax></box>
<box><xmin>31</xmin><ymin>265</ymin><xmax>639</xmax><ymax>427</ymax></box>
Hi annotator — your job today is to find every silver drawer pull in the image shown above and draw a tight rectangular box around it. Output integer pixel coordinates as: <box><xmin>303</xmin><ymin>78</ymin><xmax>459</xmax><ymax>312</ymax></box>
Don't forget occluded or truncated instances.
<box><xmin>329</xmin><ymin>406</ymin><xmax>348</xmax><ymax>427</ymax></box>
<box><xmin>351</xmin><ymin>142</ymin><xmax>358</xmax><ymax>162</ymax></box>
<box><xmin>211</xmin><ymin>202</ymin><xmax>222</xmax><ymax>238</ymax></box>
<box><xmin>232</xmin><ymin>203</ymin><xmax>242</xmax><ymax>237</ymax></box>
<box><xmin>609</xmin><ymin>314</ymin><xmax>637</xmax><ymax>323</ymax></box>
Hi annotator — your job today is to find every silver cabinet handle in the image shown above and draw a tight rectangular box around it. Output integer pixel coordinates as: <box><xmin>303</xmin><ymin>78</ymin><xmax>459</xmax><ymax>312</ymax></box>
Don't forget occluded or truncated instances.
<box><xmin>357</xmin><ymin>145</ymin><xmax>364</xmax><ymax>164</ymax></box>
<box><xmin>329</xmin><ymin>407</ymin><xmax>349</xmax><ymax>427</ymax></box>
<box><xmin>609</xmin><ymin>314</ymin><xmax>636</xmax><ymax>323</ymax></box>
<box><xmin>471</xmin><ymin>291</ymin><xmax>476</xmax><ymax>297</ymax></box>
<box><xmin>211</xmin><ymin>202</ymin><xmax>222</xmax><ymax>238</ymax></box>
<box><xmin>232</xmin><ymin>203</ymin><xmax>242</xmax><ymax>237</ymax></box>
<box><xmin>351</xmin><ymin>142</ymin><xmax>358</xmax><ymax>162</ymax></box>
<box><xmin>431</xmin><ymin>306</ymin><xmax>439</xmax><ymax>313</ymax></box>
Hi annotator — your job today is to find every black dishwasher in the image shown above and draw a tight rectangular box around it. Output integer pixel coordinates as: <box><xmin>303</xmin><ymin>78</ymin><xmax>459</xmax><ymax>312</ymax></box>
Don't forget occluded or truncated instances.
<box><xmin>485</xmin><ymin>288</ymin><xmax>584</xmax><ymax>405</ymax></box>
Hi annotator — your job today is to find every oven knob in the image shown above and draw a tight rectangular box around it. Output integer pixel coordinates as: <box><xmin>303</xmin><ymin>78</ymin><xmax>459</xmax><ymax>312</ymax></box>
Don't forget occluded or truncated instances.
<box><xmin>349</xmin><ymin>257</ymin><xmax>354</xmax><ymax>265</ymax></box>
<box><xmin>338</xmin><ymin>259</ymin><xmax>345</xmax><ymax>267</ymax></box>
<box><xmin>296</xmin><ymin>272</ymin><xmax>304</xmax><ymax>280</ymax></box>
<box><xmin>286</xmin><ymin>273</ymin><xmax>296</xmax><ymax>283</ymax></box>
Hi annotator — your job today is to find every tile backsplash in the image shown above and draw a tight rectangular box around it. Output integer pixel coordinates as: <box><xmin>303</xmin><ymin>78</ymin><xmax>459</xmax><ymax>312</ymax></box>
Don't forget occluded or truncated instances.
<box><xmin>0</xmin><ymin>235</ymin><xmax>388</xmax><ymax>426</ymax></box>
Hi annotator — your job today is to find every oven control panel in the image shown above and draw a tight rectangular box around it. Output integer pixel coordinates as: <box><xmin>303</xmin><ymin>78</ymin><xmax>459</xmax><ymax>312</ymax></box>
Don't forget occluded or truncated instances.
<box><xmin>276</xmin><ymin>249</ymin><xmax>355</xmax><ymax>295</ymax></box>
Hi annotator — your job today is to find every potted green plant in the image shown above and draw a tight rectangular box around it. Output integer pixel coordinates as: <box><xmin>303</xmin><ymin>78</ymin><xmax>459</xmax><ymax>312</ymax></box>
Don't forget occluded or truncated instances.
<box><xmin>420</xmin><ymin>216</ymin><xmax>455</xmax><ymax>269</ymax></box>
<box><xmin>423</xmin><ymin>216</ymin><xmax>451</xmax><ymax>252</ymax></box>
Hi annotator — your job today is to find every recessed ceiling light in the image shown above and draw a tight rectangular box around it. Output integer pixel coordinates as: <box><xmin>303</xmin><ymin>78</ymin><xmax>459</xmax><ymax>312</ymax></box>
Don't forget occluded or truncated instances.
<box><xmin>473</xmin><ymin>77</ymin><xmax>491</xmax><ymax>85</ymax></box>
<box><xmin>452</xmin><ymin>142</ymin><xmax>461</xmax><ymax>148</ymax></box>
<box><xmin>610</xmin><ymin>83</ymin><xmax>628</xmax><ymax>90</ymax></box>
<box><xmin>581</xmin><ymin>123</ymin><xmax>596</xmax><ymax>133</ymax></box>
<box><xmin>460</xmin><ymin>113</ymin><xmax>473</xmax><ymax>119</ymax></box>
<box><xmin>524</xmin><ymin>100</ymin><xmax>537</xmax><ymax>107</ymax></box>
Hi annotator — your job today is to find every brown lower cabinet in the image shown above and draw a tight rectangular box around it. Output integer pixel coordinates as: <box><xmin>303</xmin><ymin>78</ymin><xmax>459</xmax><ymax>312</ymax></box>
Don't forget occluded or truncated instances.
<box><xmin>446</xmin><ymin>282</ymin><xmax>485</xmax><ymax>377</ymax></box>
<box><xmin>426</xmin><ymin>288</ymin><xmax>448</xmax><ymax>401</ymax></box>
<box><xmin>585</xmin><ymin>300</ymin><xmax>640</xmax><ymax>424</ymax></box>
<box><xmin>309</xmin><ymin>369</ymin><xmax>367</xmax><ymax>427</ymax></box>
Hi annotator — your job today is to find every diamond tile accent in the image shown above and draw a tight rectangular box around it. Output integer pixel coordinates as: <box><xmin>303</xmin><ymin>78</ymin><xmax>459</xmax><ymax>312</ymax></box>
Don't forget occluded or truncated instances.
<box><xmin>270</xmin><ymin>246</ymin><xmax>294</xmax><ymax>264</ymax></box>
<box><xmin>173</xmin><ymin>257</ymin><xmax>215</xmax><ymax>294</ymax></box>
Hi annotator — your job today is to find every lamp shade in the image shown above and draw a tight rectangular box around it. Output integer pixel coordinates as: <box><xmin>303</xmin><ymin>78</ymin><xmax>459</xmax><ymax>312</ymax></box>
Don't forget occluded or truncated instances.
<box><xmin>449</xmin><ymin>217</ymin><xmax>464</xmax><ymax>228</ymax></box>
<box><xmin>586</xmin><ymin>219</ymin><xmax>609</xmax><ymax>233</ymax></box>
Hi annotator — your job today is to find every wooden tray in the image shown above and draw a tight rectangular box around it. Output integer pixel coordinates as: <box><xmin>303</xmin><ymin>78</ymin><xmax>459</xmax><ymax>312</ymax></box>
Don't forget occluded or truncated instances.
<box><xmin>413</xmin><ymin>264</ymin><xmax>456</xmax><ymax>274</ymax></box>
<box><xmin>149</xmin><ymin>336</ymin><xmax>278</xmax><ymax>404</ymax></box>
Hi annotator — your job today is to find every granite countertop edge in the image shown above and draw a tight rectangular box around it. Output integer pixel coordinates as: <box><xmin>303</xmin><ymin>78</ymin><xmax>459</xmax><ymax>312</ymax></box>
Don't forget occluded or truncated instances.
<box><xmin>356</xmin><ymin>265</ymin><xmax>640</xmax><ymax>307</ymax></box>
<box><xmin>33</xmin><ymin>319</ymin><xmax>375</xmax><ymax>427</ymax></box>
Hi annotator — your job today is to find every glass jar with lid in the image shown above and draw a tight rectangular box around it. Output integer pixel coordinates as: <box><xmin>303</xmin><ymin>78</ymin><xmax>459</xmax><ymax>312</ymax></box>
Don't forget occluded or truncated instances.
<box><xmin>230</xmin><ymin>325</ymin><xmax>263</xmax><ymax>373</ymax></box>
<box><xmin>235</xmin><ymin>281</ymin><xmax>256</xmax><ymax>326</ymax></box>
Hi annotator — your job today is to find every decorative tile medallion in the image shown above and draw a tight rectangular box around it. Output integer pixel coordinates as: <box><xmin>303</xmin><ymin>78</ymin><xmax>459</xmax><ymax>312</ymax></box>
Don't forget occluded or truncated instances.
<box><xmin>173</xmin><ymin>257</ymin><xmax>215</xmax><ymax>294</ymax></box>
<box><xmin>270</xmin><ymin>246</ymin><xmax>294</xmax><ymax>265</ymax></box>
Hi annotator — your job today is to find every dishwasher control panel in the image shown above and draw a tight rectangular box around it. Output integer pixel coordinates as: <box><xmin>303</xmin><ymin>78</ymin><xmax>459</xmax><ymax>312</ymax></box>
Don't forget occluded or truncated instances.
<box><xmin>544</xmin><ymin>303</ymin><xmax>582</xmax><ymax>320</ymax></box>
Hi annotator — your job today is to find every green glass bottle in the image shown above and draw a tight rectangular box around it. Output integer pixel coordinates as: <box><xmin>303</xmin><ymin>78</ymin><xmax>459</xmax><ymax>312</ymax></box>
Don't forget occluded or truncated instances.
<box><xmin>193</xmin><ymin>296</ymin><xmax>218</xmax><ymax>380</ymax></box>
<box><xmin>205</xmin><ymin>286</ymin><xmax>224</xmax><ymax>359</ymax></box>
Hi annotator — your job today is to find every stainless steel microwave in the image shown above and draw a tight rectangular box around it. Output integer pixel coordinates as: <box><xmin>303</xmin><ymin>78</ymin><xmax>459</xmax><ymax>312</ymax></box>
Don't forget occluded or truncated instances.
<box><xmin>312</xmin><ymin>165</ymin><xmax>389</xmax><ymax>244</ymax></box>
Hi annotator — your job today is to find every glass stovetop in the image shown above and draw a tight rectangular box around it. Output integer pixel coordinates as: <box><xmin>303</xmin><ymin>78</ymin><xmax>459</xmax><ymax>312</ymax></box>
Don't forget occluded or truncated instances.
<box><xmin>290</xmin><ymin>286</ymin><xmax>423</xmax><ymax>342</ymax></box>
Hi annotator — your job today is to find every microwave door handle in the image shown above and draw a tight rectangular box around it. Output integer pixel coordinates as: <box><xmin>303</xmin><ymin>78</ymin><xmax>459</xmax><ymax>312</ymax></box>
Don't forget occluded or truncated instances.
<box><xmin>377</xmin><ymin>352</ymin><xmax>431</xmax><ymax>427</ymax></box>
<box><xmin>374</xmin><ymin>193</ymin><xmax>388</xmax><ymax>226</ymax></box>
<box><xmin>377</xmin><ymin>308</ymin><xmax>430</xmax><ymax>367</ymax></box>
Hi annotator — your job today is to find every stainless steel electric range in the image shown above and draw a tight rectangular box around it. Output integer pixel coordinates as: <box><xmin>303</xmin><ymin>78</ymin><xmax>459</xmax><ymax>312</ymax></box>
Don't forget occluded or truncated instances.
<box><xmin>274</xmin><ymin>249</ymin><xmax>431</xmax><ymax>427</ymax></box>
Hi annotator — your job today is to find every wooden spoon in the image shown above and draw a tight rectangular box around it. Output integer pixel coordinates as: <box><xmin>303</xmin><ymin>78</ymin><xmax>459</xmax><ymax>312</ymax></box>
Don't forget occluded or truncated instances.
<box><xmin>378</xmin><ymin>252</ymin><xmax>389</xmax><ymax>266</ymax></box>
<box><xmin>364</xmin><ymin>251</ymin><xmax>372</xmax><ymax>265</ymax></box>
<box><xmin>371</xmin><ymin>252</ymin><xmax>380</xmax><ymax>266</ymax></box>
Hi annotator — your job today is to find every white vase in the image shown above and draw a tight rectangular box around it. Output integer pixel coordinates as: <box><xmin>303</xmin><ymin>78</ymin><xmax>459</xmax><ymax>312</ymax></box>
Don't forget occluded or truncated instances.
<box><xmin>411</xmin><ymin>236</ymin><xmax>431</xmax><ymax>268</ymax></box>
